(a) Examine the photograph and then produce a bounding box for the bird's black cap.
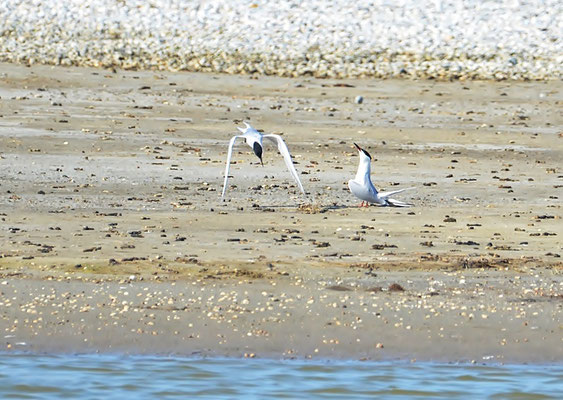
[354,143,371,160]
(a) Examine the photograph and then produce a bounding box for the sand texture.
[0,64,561,362]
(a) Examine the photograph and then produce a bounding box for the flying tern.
[221,122,306,199]
[348,143,413,207]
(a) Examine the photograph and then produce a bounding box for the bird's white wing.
[378,187,415,199]
[221,135,244,200]
[263,134,306,196]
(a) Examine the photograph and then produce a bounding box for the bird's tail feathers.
[387,198,413,207]
[379,186,415,198]
[237,121,253,134]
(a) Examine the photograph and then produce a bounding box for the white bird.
[348,143,413,207]
[221,122,306,200]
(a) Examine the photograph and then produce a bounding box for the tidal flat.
[0,63,561,362]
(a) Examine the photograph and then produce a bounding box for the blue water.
[0,354,561,399]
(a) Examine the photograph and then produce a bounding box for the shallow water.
[0,354,561,399]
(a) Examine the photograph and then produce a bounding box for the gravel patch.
[0,0,561,79]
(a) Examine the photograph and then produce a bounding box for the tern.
[221,122,306,199]
[348,143,413,207]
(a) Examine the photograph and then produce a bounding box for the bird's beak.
[353,143,362,152]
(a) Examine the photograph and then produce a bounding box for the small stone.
[388,283,405,292]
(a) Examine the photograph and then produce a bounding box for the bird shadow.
[252,203,355,212]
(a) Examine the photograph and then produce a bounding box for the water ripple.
[0,354,561,399]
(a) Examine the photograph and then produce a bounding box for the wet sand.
[0,63,561,362]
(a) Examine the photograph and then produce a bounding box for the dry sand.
[0,63,561,362]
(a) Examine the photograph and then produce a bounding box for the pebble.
[0,0,561,80]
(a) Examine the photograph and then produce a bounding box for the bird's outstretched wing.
[378,187,415,199]
[221,135,244,200]
[263,134,306,196]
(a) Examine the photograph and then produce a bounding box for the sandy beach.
[0,63,561,362]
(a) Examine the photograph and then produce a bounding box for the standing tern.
[221,122,306,200]
[348,143,413,207]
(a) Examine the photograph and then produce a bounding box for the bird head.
[354,143,372,160]
[253,142,263,166]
